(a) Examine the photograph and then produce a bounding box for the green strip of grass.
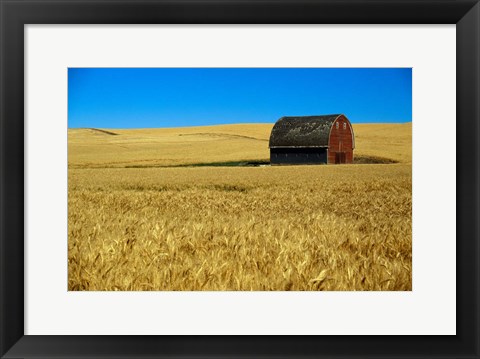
[125,160,271,168]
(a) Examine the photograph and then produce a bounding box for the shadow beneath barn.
[177,156,398,166]
[123,160,270,168]
[180,160,270,167]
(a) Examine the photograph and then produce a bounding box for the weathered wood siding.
[327,115,354,164]
[270,148,327,165]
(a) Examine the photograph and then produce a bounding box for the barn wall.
[270,148,327,165]
[327,115,354,164]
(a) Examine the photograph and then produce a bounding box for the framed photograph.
[1,0,478,358]
[66,67,412,293]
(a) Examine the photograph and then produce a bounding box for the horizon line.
[68,121,412,130]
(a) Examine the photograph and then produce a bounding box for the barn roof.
[269,114,342,148]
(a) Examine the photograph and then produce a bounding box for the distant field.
[68,123,412,291]
[68,123,412,167]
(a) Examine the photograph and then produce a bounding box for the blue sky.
[68,68,411,128]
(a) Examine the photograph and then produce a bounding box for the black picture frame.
[1,0,479,358]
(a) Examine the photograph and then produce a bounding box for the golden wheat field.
[68,122,412,291]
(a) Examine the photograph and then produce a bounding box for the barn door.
[335,152,346,164]
[336,141,345,164]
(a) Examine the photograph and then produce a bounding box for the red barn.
[269,114,355,165]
